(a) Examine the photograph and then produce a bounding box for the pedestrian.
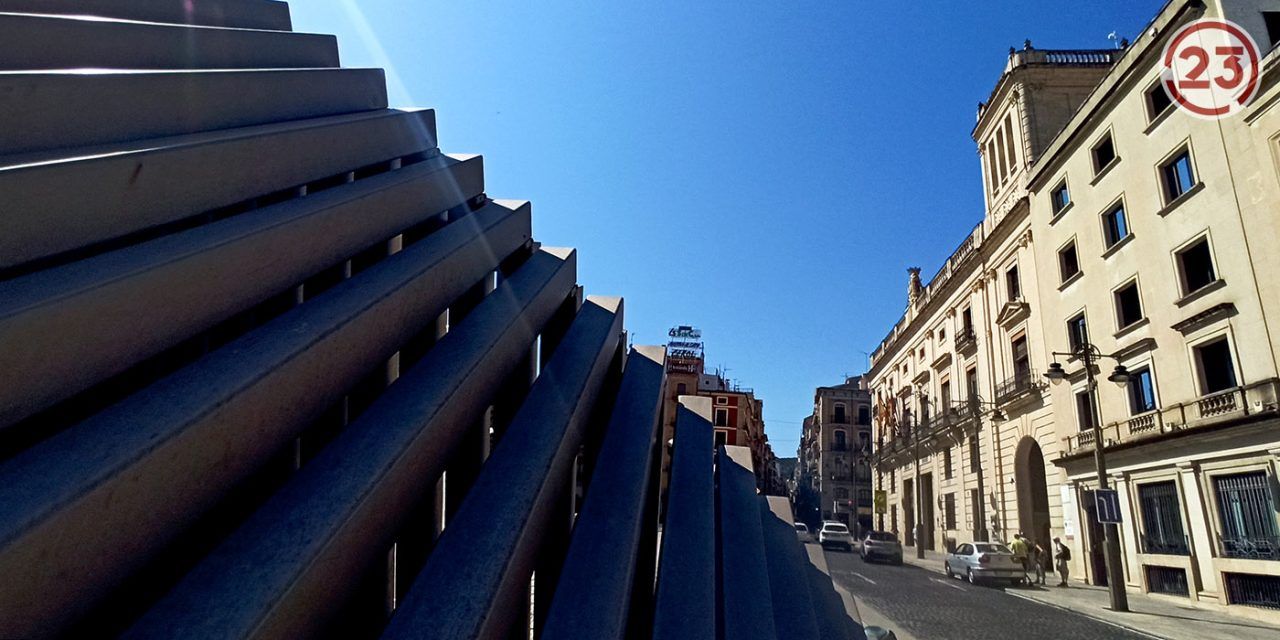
[1009,533,1029,578]
[1053,537,1071,587]
[1031,541,1047,585]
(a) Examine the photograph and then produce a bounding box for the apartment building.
[869,43,1112,558]
[1026,0,1280,619]
[798,378,874,533]
[872,0,1280,619]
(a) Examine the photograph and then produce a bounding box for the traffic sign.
[874,490,887,515]
[1094,489,1123,524]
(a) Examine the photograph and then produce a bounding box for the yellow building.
[872,0,1280,620]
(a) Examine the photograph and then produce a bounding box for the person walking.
[1053,537,1071,587]
[1031,541,1047,585]
[1009,533,1029,580]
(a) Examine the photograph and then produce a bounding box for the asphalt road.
[823,547,1152,640]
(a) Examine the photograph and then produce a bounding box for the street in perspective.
[4,0,1280,639]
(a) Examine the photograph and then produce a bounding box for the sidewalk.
[898,545,1280,640]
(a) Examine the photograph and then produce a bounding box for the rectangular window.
[1177,237,1217,295]
[1115,281,1143,328]
[944,493,957,530]
[1138,481,1189,555]
[858,405,870,425]
[1146,83,1173,121]
[714,408,728,427]
[996,127,1008,183]
[1265,12,1280,48]
[1092,134,1117,174]
[1214,471,1280,559]
[890,468,896,492]
[1161,150,1196,203]
[1051,181,1071,214]
[834,403,847,423]
[943,447,953,480]
[961,308,974,336]
[1011,335,1030,379]
[965,367,978,397]
[1195,337,1238,394]
[1059,242,1080,282]
[986,142,999,191]
[940,381,952,410]
[968,434,980,472]
[1003,114,1018,172]
[1128,367,1157,414]
[1006,264,1021,300]
[714,430,728,448]
[1103,203,1130,248]
[1075,388,1098,431]
[1067,313,1088,350]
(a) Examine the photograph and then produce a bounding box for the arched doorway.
[1015,437,1052,556]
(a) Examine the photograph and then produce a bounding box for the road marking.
[852,572,876,585]
[930,577,966,591]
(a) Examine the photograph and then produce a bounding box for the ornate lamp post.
[1044,343,1131,613]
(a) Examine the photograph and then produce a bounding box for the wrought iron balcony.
[829,442,849,452]
[955,329,977,353]
[1218,534,1280,561]
[994,368,1040,405]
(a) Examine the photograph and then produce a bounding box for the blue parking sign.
[1095,489,1122,524]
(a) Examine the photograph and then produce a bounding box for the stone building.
[872,0,1280,620]
[869,43,1113,557]
[798,377,874,534]
[1027,0,1280,620]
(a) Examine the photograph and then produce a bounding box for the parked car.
[794,522,814,543]
[818,521,853,551]
[944,542,1025,585]
[860,531,903,564]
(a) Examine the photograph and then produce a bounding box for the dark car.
[861,531,903,564]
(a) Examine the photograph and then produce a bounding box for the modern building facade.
[797,377,874,534]
[871,0,1280,620]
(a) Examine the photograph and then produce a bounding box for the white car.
[818,521,854,552]
[794,522,814,543]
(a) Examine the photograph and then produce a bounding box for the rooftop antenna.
[1107,31,1126,49]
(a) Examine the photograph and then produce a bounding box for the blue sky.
[291,1,1160,457]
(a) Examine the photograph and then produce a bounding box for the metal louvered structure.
[0,2,863,638]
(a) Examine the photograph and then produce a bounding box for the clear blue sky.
[291,1,1160,457]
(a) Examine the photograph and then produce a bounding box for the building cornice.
[1027,0,1202,190]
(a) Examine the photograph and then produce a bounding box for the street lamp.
[1044,342,1130,613]
[960,392,1002,543]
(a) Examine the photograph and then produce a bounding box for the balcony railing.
[1064,378,1280,455]
[1218,534,1280,561]
[829,442,849,452]
[955,329,977,353]
[994,368,1040,405]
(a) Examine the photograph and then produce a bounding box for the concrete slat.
[382,295,625,640]
[0,108,441,270]
[0,202,531,638]
[541,345,667,640]
[718,445,778,640]
[0,154,484,430]
[759,496,822,640]
[0,0,292,30]
[0,13,337,71]
[0,67,387,158]
[125,247,579,640]
[652,396,716,640]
